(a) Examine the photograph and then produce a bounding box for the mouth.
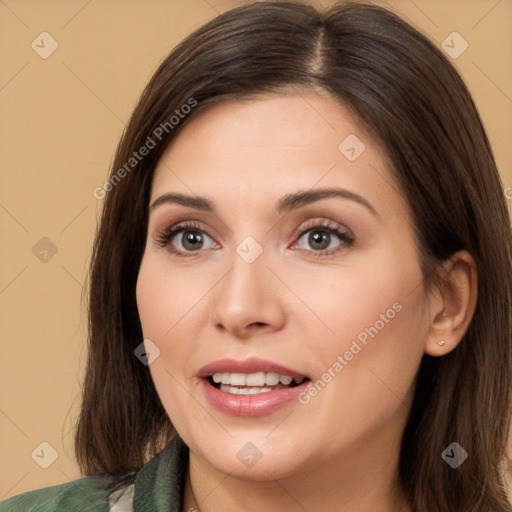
[207,372,308,395]
[197,358,311,416]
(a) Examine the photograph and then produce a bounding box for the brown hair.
[75,2,512,510]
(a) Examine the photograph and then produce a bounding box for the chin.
[186,431,310,481]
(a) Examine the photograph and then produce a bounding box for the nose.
[209,249,286,339]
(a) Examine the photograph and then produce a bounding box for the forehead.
[150,92,405,218]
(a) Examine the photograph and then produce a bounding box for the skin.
[136,91,477,512]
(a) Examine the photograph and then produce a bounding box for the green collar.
[132,436,189,511]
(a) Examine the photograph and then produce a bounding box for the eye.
[154,221,218,256]
[293,220,355,255]
[154,219,354,257]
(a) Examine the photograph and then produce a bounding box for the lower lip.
[199,378,310,417]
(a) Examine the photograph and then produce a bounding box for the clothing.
[0,436,189,512]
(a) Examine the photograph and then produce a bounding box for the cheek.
[291,251,428,414]
[286,267,427,450]
[136,255,210,342]
[288,253,426,354]
[135,256,207,426]
[135,253,224,419]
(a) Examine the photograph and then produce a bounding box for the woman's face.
[136,92,430,481]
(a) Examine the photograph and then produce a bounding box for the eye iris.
[308,230,330,250]
[182,230,203,250]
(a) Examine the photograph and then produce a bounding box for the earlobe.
[424,250,478,357]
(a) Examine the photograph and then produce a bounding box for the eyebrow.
[150,187,378,217]
[277,188,378,217]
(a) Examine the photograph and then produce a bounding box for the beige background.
[1,0,511,500]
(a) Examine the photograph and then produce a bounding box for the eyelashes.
[153,219,355,258]
[154,221,217,255]
[293,220,355,254]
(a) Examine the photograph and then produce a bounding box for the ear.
[424,250,478,357]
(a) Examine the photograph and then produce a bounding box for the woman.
[2,1,511,511]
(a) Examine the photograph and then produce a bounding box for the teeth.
[219,384,274,395]
[265,372,280,386]
[230,373,246,386]
[246,372,265,386]
[212,373,231,384]
[212,371,302,387]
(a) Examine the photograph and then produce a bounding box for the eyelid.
[293,218,351,239]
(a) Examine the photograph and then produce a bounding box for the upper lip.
[197,357,309,379]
